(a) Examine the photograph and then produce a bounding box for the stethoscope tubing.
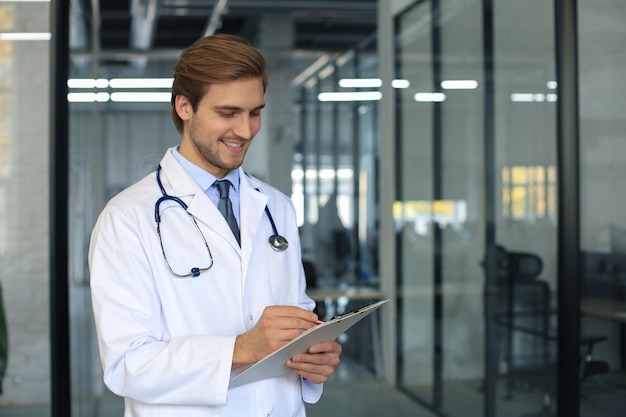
[155,165,288,252]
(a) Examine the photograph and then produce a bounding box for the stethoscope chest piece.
[268,234,288,252]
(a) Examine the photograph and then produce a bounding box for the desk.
[581,297,626,324]
[306,286,385,378]
[307,286,385,303]
[581,297,626,369]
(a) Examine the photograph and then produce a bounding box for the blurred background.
[1,0,626,416]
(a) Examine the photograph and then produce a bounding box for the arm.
[89,204,234,406]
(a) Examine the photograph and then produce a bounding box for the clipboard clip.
[331,306,365,321]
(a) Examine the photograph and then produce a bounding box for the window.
[503,165,556,221]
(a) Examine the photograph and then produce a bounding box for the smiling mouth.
[222,140,244,150]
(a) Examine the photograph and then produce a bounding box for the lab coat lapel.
[239,172,268,282]
[158,151,240,251]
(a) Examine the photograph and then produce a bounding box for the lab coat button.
[249,315,253,321]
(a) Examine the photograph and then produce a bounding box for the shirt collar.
[170,146,240,195]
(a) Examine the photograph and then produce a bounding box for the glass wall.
[394,1,436,407]
[293,42,382,371]
[0,1,51,415]
[393,0,559,416]
[492,2,558,416]
[68,78,178,416]
[295,45,380,290]
[389,0,626,416]
[578,0,626,415]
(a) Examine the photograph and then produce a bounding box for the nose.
[232,114,255,140]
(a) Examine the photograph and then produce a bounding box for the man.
[89,34,342,417]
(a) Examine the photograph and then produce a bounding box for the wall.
[0,1,51,407]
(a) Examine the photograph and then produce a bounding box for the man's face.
[177,77,265,178]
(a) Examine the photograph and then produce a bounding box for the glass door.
[394,0,559,416]
[492,1,558,416]
[394,0,436,407]
[579,0,626,415]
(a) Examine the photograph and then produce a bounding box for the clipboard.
[229,298,389,388]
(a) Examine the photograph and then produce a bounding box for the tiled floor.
[305,356,433,417]
[0,355,430,417]
[3,360,624,416]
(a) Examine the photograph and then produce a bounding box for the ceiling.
[70,0,378,81]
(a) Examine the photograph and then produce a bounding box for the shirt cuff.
[301,377,323,403]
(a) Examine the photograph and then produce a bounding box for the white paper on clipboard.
[229,298,389,388]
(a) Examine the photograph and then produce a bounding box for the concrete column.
[379,0,400,385]
[244,12,295,196]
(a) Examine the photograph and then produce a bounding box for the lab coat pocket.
[263,242,302,306]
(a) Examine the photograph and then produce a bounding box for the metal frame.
[50,0,71,416]
[555,0,581,416]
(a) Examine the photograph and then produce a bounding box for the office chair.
[484,246,551,397]
[485,246,608,417]
[485,247,555,417]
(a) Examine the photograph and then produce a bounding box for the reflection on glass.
[502,165,556,221]
[579,1,626,415]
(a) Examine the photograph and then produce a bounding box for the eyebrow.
[213,104,266,112]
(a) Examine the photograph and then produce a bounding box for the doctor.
[89,34,342,417]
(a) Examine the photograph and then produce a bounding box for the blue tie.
[215,180,240,245]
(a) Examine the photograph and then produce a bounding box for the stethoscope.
[154,165,288,278]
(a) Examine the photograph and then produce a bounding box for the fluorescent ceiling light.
[441,80,478,89]
[314,168,354,180]
[0,32,51,41]
[110,92,171,103]
[337,169,353,179]
[318,65,336,80]
[547,81,557,89]
[339,78,382,88]
[304,78,318,89]
[67,92,110,103]
[292,54,330,86]
[68,78,174,89]
[391,79,410,89]
[109,78,173,88]
[510,93,558,103]
[414,92,446,102]
[511,93,534,102]
[68,78,109,89]
[291,169,304,181]
[317,91,382,102]
[339,78,410,89]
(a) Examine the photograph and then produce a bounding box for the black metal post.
[50,0,71,416]
[555,0,581,416]
[482,0,498,415]
[431,0,444,410]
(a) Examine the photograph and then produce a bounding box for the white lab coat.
[89,149,322,417]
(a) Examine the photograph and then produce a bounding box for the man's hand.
[233,306,320,370]
[286,340,342,384]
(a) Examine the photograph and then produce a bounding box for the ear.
[175,95,192,122]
